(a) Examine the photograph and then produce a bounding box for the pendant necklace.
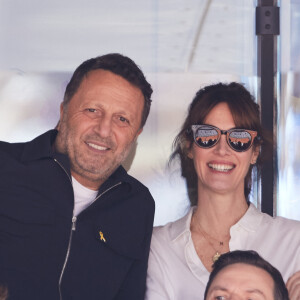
[194,218,226,263]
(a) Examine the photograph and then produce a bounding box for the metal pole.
[256,0,280,216]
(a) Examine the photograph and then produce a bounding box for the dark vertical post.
[256,1,280,216]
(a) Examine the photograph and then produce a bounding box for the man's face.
[206,263,274,300]
[55,69,144,190]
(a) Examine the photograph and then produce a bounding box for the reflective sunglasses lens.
[194,126,219,148]
[228,130,252,151]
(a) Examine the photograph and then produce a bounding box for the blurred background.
[0,0,299,225]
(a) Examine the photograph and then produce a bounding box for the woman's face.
[188,102,259,197]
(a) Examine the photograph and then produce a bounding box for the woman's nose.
[213,134,231,155]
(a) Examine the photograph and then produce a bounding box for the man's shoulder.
[112,167,152,196]
[106,167,155,214]
[124,172,155,211]
[125,171,151,192]
[0,139,27,159]
[0,130,56,161]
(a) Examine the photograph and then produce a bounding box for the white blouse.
[146,204,300,300]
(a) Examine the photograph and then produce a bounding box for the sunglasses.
[190,124,258,152]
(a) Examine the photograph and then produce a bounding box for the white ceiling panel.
[0,0,256,75]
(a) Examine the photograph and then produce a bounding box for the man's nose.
[94,115,112,137]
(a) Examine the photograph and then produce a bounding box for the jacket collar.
[97,165,130,195]
[20,129,131,191]
[21,129,58,162]
[170,207,195,241]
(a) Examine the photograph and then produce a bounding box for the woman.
[146,83,300,300]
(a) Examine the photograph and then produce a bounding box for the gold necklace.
[193,217,226,263]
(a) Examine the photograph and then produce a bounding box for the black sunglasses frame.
[190,124,258,152]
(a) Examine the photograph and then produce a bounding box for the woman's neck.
[192,190,249,236]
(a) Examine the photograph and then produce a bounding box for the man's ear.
[137,128,143,136]
[56,103,64,130]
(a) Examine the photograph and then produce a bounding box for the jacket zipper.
[54,158,122,300]
[69,181,122,231]
[54,158,74,300]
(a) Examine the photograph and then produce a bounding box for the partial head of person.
[55,53,153,190]
[0,285,8,300]
[171,82,270,205]
[204,250,289,300]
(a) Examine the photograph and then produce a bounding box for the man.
[204,250,289,300]
[0,53,155,299]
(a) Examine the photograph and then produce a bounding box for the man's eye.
[119,116,129,123]
[86,108,97,113]
[215,296,226,300]
[83,108,99,119]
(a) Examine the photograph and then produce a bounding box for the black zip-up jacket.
[0,130,155,300]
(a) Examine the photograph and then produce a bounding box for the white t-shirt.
[72,176,98,216]
[146,204,300,300]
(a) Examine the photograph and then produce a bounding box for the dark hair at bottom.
[204,250,289,300]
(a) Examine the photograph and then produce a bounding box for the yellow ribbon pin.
[99,231,106,243]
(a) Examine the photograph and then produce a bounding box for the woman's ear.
[251,145,260,164]
[186,141,194,159]
[187,150,193,159]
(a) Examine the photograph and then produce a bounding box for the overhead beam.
[186,0,212,71]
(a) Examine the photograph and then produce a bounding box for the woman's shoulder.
[268,214,300,230]
[251,204,300,233]
[151,207,193,245]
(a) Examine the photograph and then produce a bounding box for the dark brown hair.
[170,82,271,206]
[63,53,153,128]
[204,250,289,300]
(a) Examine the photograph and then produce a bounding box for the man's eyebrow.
[246,289,266,298]
[209,286,228,292]
[209,287,266,299]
